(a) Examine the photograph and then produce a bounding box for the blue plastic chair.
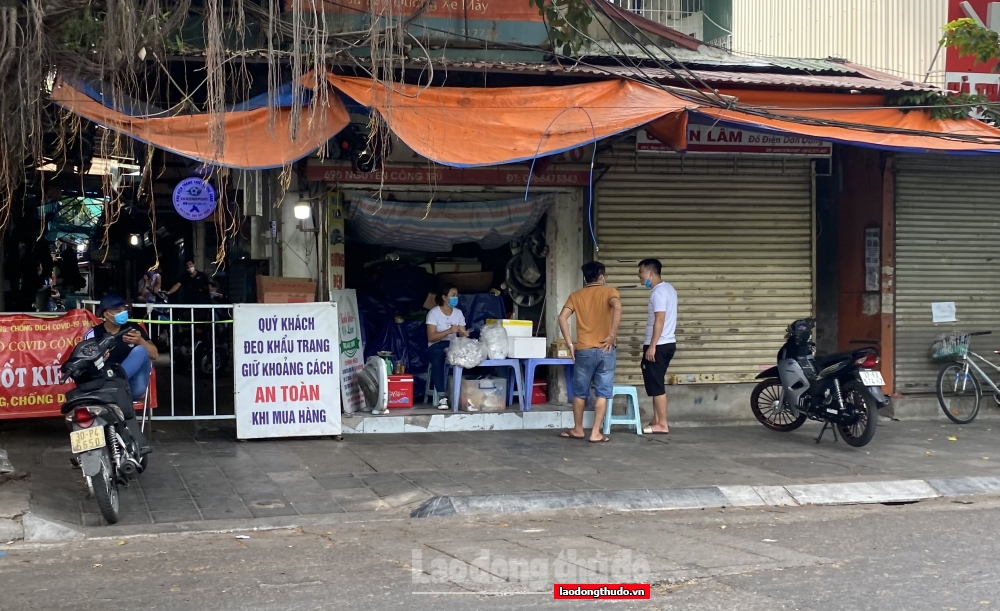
[423,365,450,406]
[602,386,643,435]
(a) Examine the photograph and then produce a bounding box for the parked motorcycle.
[146,290,172,351]
[171,310,231,378]
[750,318,886,447]
[60,331,150,524]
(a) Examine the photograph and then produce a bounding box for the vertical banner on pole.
[329,193,346,291]
[329,289,365,414]
[234,302,341,439]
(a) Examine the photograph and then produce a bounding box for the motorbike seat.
[61,389,124,414]
[62,377,135,419]
[813,351,855,368]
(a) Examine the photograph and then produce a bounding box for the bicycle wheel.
[937,363,982,424]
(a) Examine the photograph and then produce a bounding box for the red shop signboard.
[946,0,1000,102]
[0,310,100,419]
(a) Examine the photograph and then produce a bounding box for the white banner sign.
[234,303,341,439]
[330,289,365,414]
[637,118,832,156]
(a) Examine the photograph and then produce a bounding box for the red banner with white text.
[0,310,100,419]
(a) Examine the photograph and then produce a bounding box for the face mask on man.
[448,296,459,308]
[112,311,129,326]
[642,275,653,289]
[187,266,196,275]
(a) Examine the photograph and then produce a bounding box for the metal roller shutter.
[596,139,814,385]
[894,155,1000,393]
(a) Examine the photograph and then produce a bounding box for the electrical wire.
[588,0,731,107]
[582,4,1000,144]
[148,3,1000,149]
[523,105,600,251]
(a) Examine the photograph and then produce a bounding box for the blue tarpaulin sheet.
[358,293,505,398]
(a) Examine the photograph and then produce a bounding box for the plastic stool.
[602,386,643,435]
[423,365,450,406]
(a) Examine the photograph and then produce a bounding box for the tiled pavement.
[5,415,1000,527]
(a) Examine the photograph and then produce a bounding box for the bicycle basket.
[930,333,969,363]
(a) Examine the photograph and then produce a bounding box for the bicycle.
[935,331,997,424]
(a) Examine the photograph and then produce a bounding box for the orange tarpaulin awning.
[692,106,1000,153]
[51,79,350,169]
[325,75,695,167]
[53,72,1000,171]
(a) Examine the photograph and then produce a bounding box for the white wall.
[280,187,319,281]
[545,190,584,402]
[731,0,949,86]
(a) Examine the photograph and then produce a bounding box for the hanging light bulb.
[294,203,311,220]
[129,234,139,246]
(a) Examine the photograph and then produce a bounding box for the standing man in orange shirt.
[557,261,622,443]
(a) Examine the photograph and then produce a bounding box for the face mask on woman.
[448,296,459,308]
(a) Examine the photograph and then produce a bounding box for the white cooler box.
[486,319,533,338]
[507,337,547,359]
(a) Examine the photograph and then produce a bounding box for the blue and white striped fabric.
[347,194,555,252]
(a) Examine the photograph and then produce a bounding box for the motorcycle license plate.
[859,370,885,387]
[70,427,105,454]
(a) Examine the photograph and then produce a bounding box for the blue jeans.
[572,348,616,399]
[121,345,151,401]
[427,341,450,393]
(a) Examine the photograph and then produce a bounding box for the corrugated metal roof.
[576,41,863,74]
[757,56,860,74]
[669,69,938,92]
[413,60,941,92]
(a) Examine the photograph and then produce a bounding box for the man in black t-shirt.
[166,260,211,305]
[84,294,160,400]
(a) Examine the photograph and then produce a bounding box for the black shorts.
[640,343,676,397]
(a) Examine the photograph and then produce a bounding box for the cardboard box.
[550,343,571,358]
[460,377,507,412]
[486,319,533,338]
[438,271,493,293]
[434,261,482,274]
[507,337,547,359]
[256,276,316,303]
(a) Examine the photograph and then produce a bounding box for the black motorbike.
[146,290,172,351]
[750,318,886,447]
[61,331,150,524]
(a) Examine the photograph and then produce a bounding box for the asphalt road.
[1,496,999,610]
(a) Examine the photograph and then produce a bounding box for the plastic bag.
[447,337,487,368]
[931,333,968,362]
[480,322,509,359]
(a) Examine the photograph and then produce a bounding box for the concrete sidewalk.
[3,415,1000,536]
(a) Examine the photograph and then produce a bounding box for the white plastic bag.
[480,322,509,359]
[446,337,487,368]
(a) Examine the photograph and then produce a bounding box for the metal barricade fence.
[82,300,235,420]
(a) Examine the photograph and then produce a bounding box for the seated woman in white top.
[426,284,469,410]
